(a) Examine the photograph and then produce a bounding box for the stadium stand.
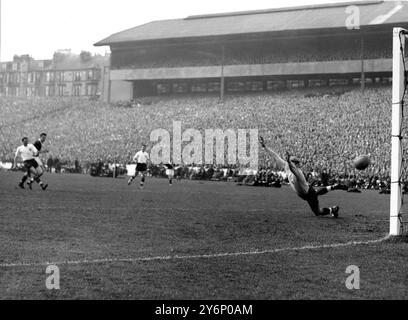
[111,37,392,69]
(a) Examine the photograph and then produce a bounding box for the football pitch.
[1,171,407,299]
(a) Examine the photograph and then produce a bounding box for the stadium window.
[207,82,220,93]
[227,81,245,92]
[381,77,392,85]
[245,81,263,92]
[266,81,285,91]
[173,83,188,94]
[287,80,305,89]
[157,83,171,95]
[309,79,328,88]
[191,83,207,93]
[329,79,349,86]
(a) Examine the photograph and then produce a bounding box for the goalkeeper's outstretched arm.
[258,136,286,169]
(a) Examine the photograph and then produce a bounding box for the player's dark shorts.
[136,163,147,172]
[298,187,320,216]
[23,159,39,170]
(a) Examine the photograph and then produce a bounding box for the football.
[353,155,371,170]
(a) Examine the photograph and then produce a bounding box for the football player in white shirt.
[128,144,150,189]
[259,136,348,218]
[13,137,48,190]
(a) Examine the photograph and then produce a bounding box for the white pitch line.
[29,206,266,213]
[0,235,391,268]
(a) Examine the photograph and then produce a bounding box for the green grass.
[0,171,407,299]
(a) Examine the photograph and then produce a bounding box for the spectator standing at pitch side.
[47,156,53,173]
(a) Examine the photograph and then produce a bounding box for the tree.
[13,54,33,62]
[53,51,67,63]
[80,51,92,63]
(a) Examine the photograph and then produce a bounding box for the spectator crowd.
[0,85,406,191]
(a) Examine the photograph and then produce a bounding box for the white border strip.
[0,235,391,268]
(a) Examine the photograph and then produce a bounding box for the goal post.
[390,27,407,236]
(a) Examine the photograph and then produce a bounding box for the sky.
[0,0,357,61]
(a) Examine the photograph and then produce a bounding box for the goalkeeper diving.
[259,136,349,218]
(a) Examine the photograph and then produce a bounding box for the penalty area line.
[0,235,391,268]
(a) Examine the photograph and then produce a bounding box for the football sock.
[34,177,43,185]
[21,175,28,183]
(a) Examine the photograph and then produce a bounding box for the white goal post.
[390,27,407,236]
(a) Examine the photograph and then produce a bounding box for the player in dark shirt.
[29,133,49,189]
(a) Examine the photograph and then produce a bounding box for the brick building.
[0,53,109,98]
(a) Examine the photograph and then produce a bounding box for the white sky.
[0,0,356,61]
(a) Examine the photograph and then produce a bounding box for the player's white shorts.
[34,157,43,167]
[166,169,174,176]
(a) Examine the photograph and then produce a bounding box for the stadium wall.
[110,80,133,101]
